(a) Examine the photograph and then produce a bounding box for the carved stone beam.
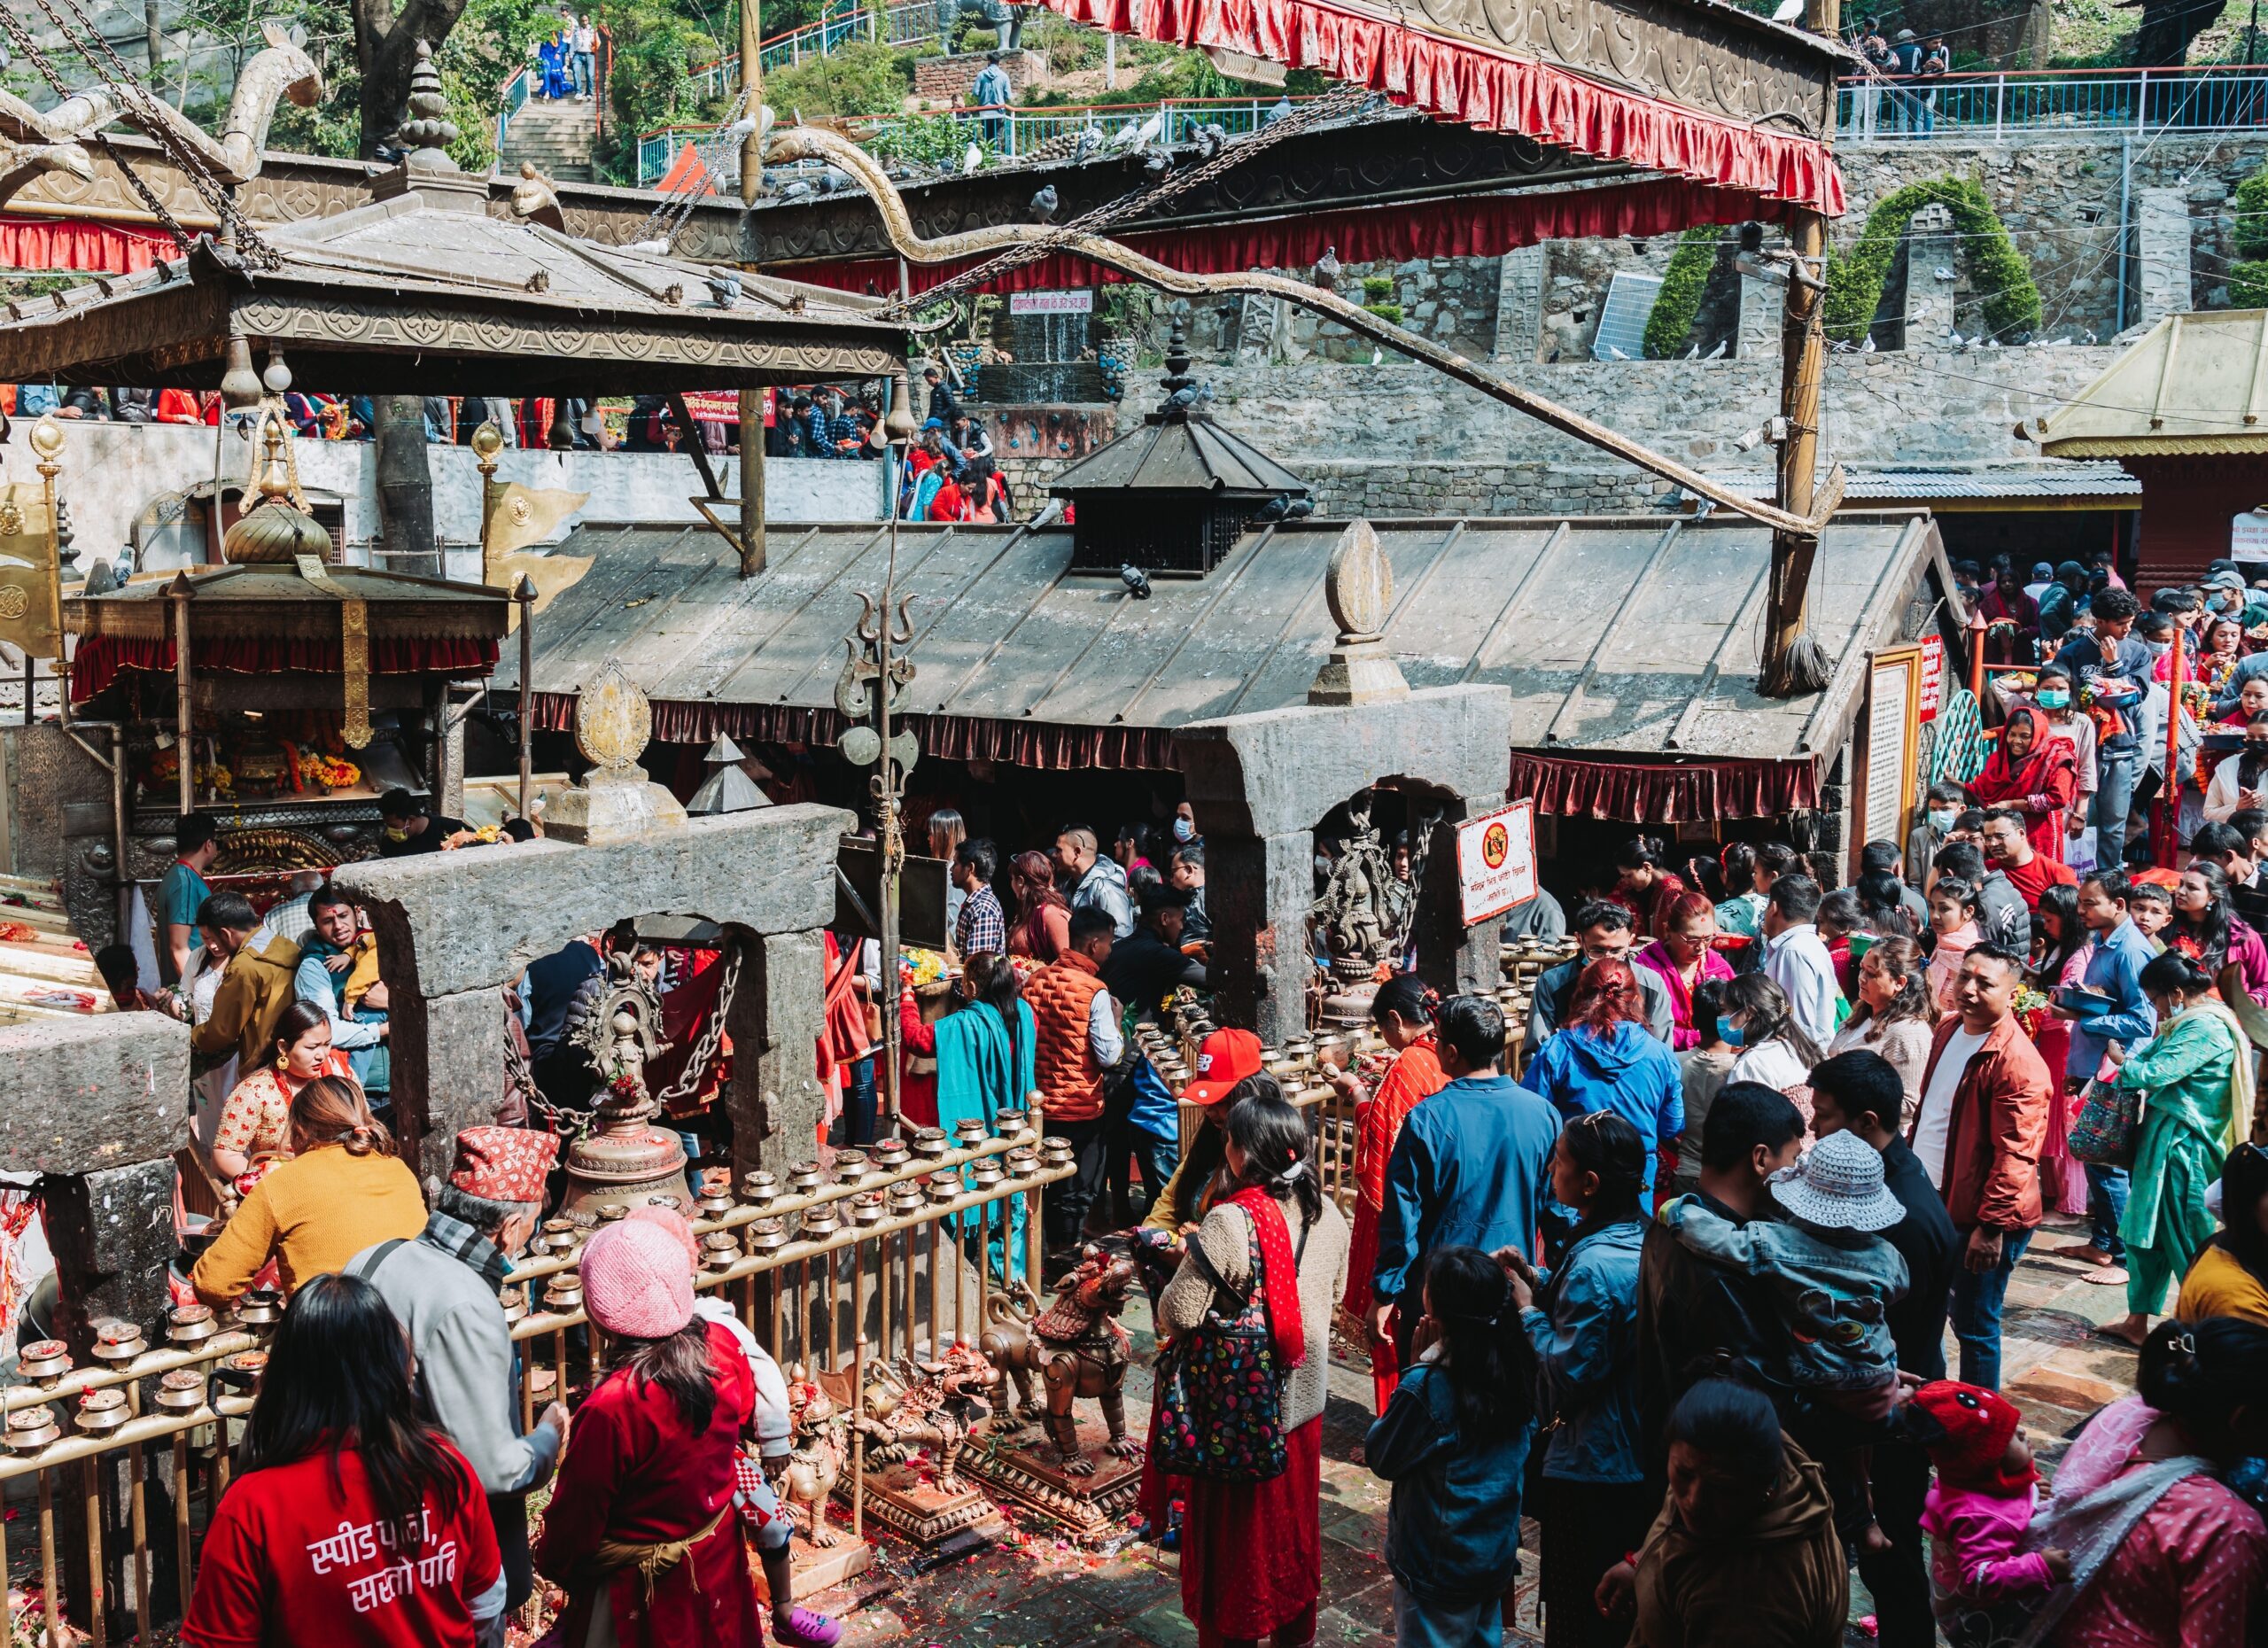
[765,124,1843,538]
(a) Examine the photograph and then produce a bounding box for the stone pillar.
[1207,830,1315,1046]
[1903,203,1960,348]
[41,1159,177,1349]
[389,984,509,1185]
[1415,800,1508,1004]
[1736,271,1780,360]
[730,926,828,1179]
[2135,188,2193,330]
[1491,245,1545,364]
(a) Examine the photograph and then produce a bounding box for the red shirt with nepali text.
[181,1439,499,1648]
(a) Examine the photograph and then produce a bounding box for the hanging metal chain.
[654,942,744,1108]
[13,0,281,267]
[0,4,185,258]
[884,84,1368,320]
[636,84,752,252]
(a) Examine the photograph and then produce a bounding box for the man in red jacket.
[1909,942,2051,1389]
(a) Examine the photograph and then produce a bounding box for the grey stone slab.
[1207,830,1314,1046]
[730,928,828,1180]
[1174,686,1514,841]
[390,984,512,1185]
[334,801,851,999]
[43,1157,179,1347]
[0,1011,190,1176]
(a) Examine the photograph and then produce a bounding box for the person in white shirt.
[570,15,597,98]
[1761,872,1841,1045]
[1721,971,1827,1108]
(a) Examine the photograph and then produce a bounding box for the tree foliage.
[763,39,915,118]
[1643,226,1720,359]
[2229,159,2268,305]
[1821,175,2041,344]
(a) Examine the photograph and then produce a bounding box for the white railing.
[1838,65,2268,143]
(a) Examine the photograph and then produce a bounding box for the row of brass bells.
[15,1339,69,1385]
[911,1129,949,1160]
[76,1388,128,1434]
[156,1370,207,1412]
[997,1108,1031,1141]
[873,1138,912,1170]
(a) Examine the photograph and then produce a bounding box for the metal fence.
[1838,65,2268,143]
[638,94,1311,186]
[0,1119,1063,1644]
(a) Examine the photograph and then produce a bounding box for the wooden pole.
[168,573,193,814]
[736,0,766,578]
[516,576,537,823]
[1761,0,1840,699]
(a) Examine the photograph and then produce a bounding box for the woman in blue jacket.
[1367,1244,1537,1648]
[1518,958,1683,1206]
[1515,1110,1651,1648]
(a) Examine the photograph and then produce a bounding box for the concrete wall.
[12,424,884,583]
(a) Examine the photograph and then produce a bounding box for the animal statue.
[851,1341,1002,1493]
[771,1366,849,1547]
[0,20,316,212]
[509,160,564,229]
[933,0,1027,50]
[977,1248,1141,1476]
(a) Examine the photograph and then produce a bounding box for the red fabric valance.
[1510,751,1818,822]
[72,634,501,703]
[1029,0,1843,214]
[787,176,1794,298]
[0,214,176,275]
[529,691,1182,770]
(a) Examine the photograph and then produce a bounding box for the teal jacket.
[936,999,1037,1284]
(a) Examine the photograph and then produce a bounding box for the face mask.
[2035,688,2070,710]
[1928,808,1958,832]
[2148,640,2172,658]
[1718,1015,1745,1048]
[1173,816,1196,843]
[383,826,410,843]
[2249,743,2268,758]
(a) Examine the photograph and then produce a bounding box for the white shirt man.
[1761,874,1840,1044]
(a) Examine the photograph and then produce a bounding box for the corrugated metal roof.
[1700,464,2140,502]
[501,512,1946,764]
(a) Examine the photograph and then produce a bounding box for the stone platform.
[959,1413,1145,1544]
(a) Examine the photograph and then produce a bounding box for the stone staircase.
[499,95,595,183]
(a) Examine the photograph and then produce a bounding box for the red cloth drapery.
[1031,0,1843,213]
[71,634,500,702]
[787,175,1797,298]
[0,214,177,275]
[1508,750,1817,822]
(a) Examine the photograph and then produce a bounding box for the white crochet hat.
[1769,1129,1905,1232]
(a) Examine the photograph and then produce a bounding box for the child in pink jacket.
[1909,1380,2071,1648]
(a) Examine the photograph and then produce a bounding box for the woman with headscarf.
[1969,705,2080,863]
[933,952,1035,1284]
[1321,973,1445,1412]
[2100,952,2252,1349]
[1978,564,2041,667]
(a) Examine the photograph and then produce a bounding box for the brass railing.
[0,1118,1068,1645]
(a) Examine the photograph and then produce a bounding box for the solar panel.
[1591,271,1664,362]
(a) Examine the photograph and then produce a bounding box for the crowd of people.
[111,648,2268,1648]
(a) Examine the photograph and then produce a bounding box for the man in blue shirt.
[1372,994,1560,1359]
[159,811,220,986]
[970,52,1014,149]
[2051,869,2159,1276]
[2052,587,2150,867]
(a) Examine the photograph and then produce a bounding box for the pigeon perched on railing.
[963,141,983,175]
[1142,151,1172,177]
[1313,244,1340,291]
[1030,183,1058,222]
[1193,122,1226,158]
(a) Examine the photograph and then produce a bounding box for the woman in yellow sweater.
[2177,1142,2268,1326]
[191,1075,424,1305]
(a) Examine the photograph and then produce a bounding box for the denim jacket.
[1523,1218,1646,1484]
[1368,1361,1531,1607]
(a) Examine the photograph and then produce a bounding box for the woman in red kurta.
[1613,837,1690,939]
[536,1217,764,1648]
[1323,973,1444,1412]
[1969,704,2079,863]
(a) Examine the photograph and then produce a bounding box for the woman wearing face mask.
[2202,713,2268,824]
[2098,952,2251,1349]
[1968,706,2079,863]
[2031,665,2098,848]
[1720,973,1824,1122]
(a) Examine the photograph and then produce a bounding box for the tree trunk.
[2136,0,2222,65]
[375,396,437,571]
[145,0,162,76]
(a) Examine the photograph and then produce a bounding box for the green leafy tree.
[1643,226,1720,358]
[762,37,913,117]
[1821,175,2040,344]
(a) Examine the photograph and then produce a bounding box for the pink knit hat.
[625,1204,699,1267]
[579,1217,694,1340]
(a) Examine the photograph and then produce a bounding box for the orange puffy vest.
[1025,952,1108,1123]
